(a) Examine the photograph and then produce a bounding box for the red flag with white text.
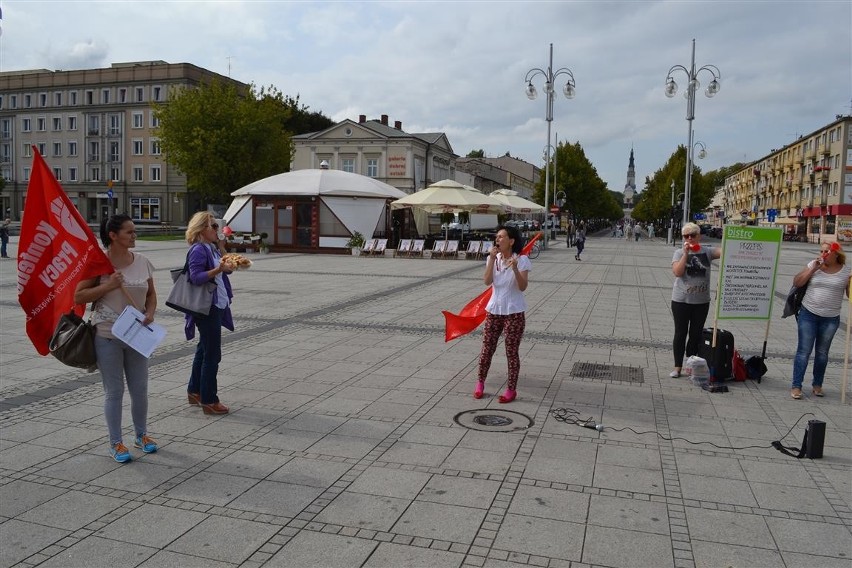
[442,232,541,342]
[17,148,114,355]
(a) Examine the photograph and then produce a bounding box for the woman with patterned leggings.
[475,225,531,403]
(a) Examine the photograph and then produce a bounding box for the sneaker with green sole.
[134,434,158,453]
[110,442,132,463]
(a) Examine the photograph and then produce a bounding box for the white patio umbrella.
[488,189,546,214]
[390,179,509,215]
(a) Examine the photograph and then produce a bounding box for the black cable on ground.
[549,407,816,451]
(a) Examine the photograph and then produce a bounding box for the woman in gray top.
[669,222,721,378]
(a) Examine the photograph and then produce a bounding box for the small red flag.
[442,232,540,342]
[17,148,114,355]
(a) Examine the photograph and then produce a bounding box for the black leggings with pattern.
[478,312,526,390]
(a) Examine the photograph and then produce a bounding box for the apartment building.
[291,114,457,194]
[455,154,539,200]
[0,61,245,225]
[723,115,852,241]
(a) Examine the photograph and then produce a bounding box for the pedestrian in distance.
[0,218,10,258]
[475,225,531,404]
[669,222,721,378]
[73,214,158,463]
[184,212,236,415]
[575,222,586,261]
[789,242,851,399]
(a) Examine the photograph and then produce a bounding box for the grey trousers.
[95,335,149,445]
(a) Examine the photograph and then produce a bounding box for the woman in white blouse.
[790,242,851,399]
[474,225,531,403]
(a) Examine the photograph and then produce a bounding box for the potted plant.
[258,232,269,254]
[346,231,366,256]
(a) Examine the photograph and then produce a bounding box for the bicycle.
[527,241,541,259]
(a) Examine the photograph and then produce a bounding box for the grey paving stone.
[307,433,380,459]
[166,515,278,564]
[0,480,67,518]
[38,452,125,484]
[593,463,665,495]
[494,513,584,561]
[0,420,64,443]
[673,453,745,480]
[417,474,502,509]
[362,541,466,567]
[0,441,66,471]
[750,482,836,516]
[765,516,852,558]
[314,492,409,532]
[94,503,207,547]
[596,444,662,471]
[678,473,758,507]
[780,550,852,568]
[441,447,515,476]
[91,460,184,493]
[380,441,454,467]
[205,449,292,479]
[264,530,378,567]
[392,500,486,544]
[399,424,466,447]
[253,427,327,452]
[18,490,125,531]
[267,456,352,487]
[332,418,401,440]
[684,508,774,548]
[162,471,259,507]
[582,524,674,567]
[348,465,432,499]
[507,485,590,523]
[35,535,156,568]
[136,549,234,568]
[227,480,323,517]
[588,494,670,535]
[0,518,69,567]
[691,540,784,568]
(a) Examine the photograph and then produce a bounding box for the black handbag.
[49,310,97,371]
[165,250,215,317]
[781,282,808,319]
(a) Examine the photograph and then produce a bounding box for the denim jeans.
[188,306,223,404]
[792,306,840,389]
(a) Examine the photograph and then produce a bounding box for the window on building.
[111,167,121,182]
[22,144,32,158]
[69,167,78,182]
[24,94,32,108]
[53,167,62,181]
[153,86,162,101]
[1,168,9,182]
[37,143,46,156]
[342,158,355,173]
[366,158,378,178]
[85,90,93,105]
[109,141,120,162]
[90,167,101,182]
[132,112,143,129]
[0,95,4,109]
[52,117,62,131]
[109,114,121,135]
[54,92,62,106]
[150,139,161,155]
[119,88,127,103]
[1,119,10,138]
[70,91,77,106]
[0,144,9,163]
[68,116,77,131]
[150,165,161,182]
[150,113,160,128]
[130,197,160,221]
[68,141,77,157]
[88,115,100,135]
[53,142,62,157]
[132,139,143,155]
[135,87,144,103]
[89,141,100,162]
[132,166,143,182]
[10,95,17,109]
[102,89,110,104]
[40,93,47,107]
[37,118,46,131]
[24,167,31,181]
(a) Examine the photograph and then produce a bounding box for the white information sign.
[717,226,783,320]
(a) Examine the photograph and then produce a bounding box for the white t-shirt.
[91,252,155,338]
[485,253,531,315]
[801,260,851,317]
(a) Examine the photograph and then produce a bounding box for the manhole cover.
[454,409,534,432]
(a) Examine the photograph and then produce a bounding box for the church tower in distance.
[623,148,636,208]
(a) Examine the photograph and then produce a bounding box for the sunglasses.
[210,223,219,229]
[682,233,698,239]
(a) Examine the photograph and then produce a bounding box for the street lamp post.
[668,180,675,246]
[665,39,720,227]
[526,43,575,250]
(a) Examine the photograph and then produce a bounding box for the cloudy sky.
[2,1,850,195]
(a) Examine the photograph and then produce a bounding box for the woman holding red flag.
[475,225,531,403]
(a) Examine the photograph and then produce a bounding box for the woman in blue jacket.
[184,211,234,414]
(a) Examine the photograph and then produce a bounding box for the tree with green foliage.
[466,149,485,158]
[544,141,623,221]
[154,81,332,204]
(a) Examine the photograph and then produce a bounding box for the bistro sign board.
[716,226,783,320]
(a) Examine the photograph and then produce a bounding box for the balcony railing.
[88,128,100,136]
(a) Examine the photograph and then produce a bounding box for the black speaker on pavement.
[805,420,826,459]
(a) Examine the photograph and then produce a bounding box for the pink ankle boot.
[498,389,516,403]
[474,381,485,399]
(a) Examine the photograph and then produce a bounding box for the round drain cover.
[454,409,534,432]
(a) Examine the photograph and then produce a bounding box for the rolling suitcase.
[699,327,734,382]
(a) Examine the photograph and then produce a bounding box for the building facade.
[723,115,852,241]
[291,114,457,195]
[0,61,244,225]
[455,154,538,200]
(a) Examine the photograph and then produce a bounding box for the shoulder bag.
[781,281,808,319]
[165,246,215,317]
[49,310,97,371]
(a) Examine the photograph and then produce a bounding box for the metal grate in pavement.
[570,362,644,383]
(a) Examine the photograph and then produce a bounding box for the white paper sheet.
[111,306,167,358]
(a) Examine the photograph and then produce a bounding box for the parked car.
[440,222,470,232]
